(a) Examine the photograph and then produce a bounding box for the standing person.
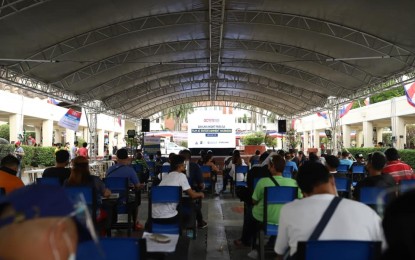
[28,135,36,146]
[42,150,71,185]
[274,162,385,258]
[0,155,24,194]
[13,141,24,178]
[70,141,78,161]
[220,150,236,193]
[78,142,89,159]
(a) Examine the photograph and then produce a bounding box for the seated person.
[151,155,204,227]
[235,155,302,252]
[354,152,395,201]
[382,189,415,260]
[65,156,111,231]
[0,185,92,259]
[42,149,71,185]
[134,152,149,183]
[383,147,414,184]
[106,148,142,229]
[339,151,353,170]
[274,162,385,259]
[0,155,24,194]
[106,148,142,189]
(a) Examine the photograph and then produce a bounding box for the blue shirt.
[285,160,298,172]
[339,159,353,169]
[106,164,139,185]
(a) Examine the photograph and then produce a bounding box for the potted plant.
[242,132,267,155]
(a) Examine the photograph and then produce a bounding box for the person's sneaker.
[197,220,208,229]
[247,249,258,259]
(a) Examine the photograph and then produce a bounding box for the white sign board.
[188,111,235,148]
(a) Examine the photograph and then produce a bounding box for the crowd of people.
[0,145,415,259]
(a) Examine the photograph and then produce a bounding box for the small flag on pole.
[317,112,328,119]
[47,97,60,105]
[364,97,370,106]
[404,81,415,107]
[339,102,354,118]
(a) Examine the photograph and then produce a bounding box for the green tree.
[165,103,194,131]
[0,124,9,141]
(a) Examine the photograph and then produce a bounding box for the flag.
[364,97,370,106]
[47,97,60,105]
[339,102,354,118]
[58,109,82,131]
[404,81,415,107]
[117,115,122,127]
[317,112,328,119]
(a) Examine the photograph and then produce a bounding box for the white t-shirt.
[228,160,247,181]
[152,171,191,219]
[274,194,386,256]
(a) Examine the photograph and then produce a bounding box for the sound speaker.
[141,119,150,132]
[278,120,287,133]
[325,129,332,140]
[127,129,136,138]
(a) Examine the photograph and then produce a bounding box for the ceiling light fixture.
[326,55,391,62]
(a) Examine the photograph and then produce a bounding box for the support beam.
[42,119,53,147]
[342,124,351,148]
[209,0,225,101]
[363,121,374,148]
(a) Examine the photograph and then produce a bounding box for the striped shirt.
[383,160,414,183]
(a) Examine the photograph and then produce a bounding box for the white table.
[24,169,46,183]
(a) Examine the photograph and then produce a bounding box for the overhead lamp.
[326,55,391,62]
[0,58,58,63]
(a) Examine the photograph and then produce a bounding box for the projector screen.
[188,111,236,149]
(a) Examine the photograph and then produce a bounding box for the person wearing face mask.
[274,162,386,259]
[0,185,93,260]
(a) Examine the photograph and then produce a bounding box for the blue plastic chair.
[359,187,386,206]
[296,240,381,260]
[283,165,294,178]
[64,186,97,225]
[334,177,351,198]
[161,165,171,173]
[351,165,366,186]
[36,177,61,186]
[77,238,146,260]
[336,164,349,174]
[232,165,249,197]
[146,161,156,178]
[259,186,298,260]
[104,177,132,236]
[399,179,415,194]
[149,186,182,235]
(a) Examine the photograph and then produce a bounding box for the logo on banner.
[58,109,82,131]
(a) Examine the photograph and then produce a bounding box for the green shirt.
[252,176,302,224]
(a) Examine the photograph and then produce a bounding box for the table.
[24,169,46,183]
